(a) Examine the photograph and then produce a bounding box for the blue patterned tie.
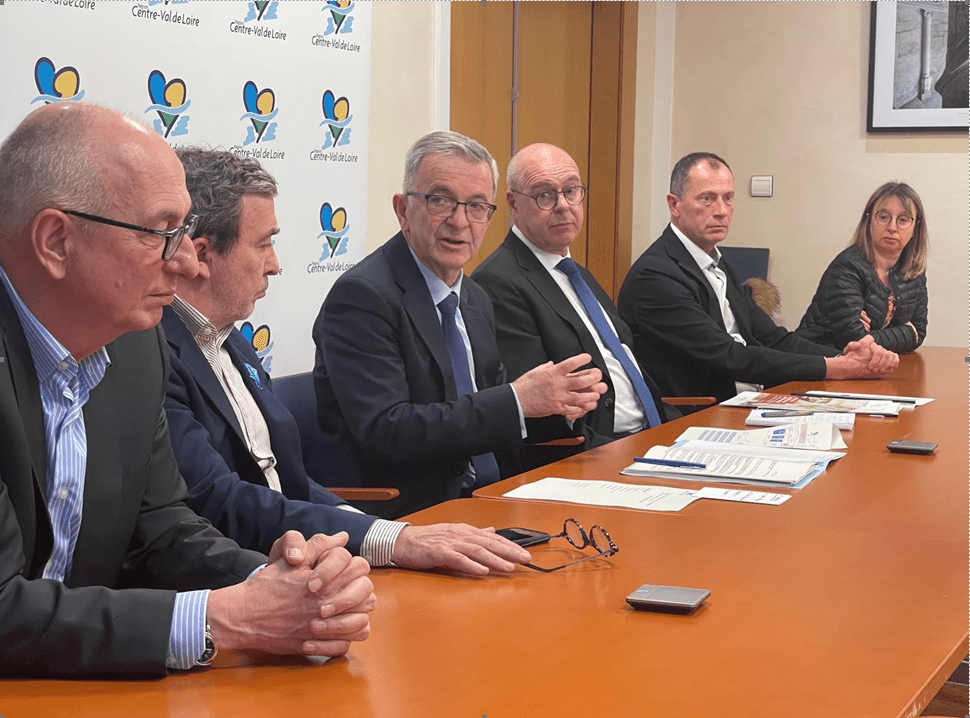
[438,292,501,486]
[556,258,662,428]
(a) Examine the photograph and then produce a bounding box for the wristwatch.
[196,624,219,666]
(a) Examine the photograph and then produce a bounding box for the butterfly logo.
[318,202,350,261]
[146,70,191,139]
[32,57,84,105]
[324,0,355,36]
[320,90,353,150]
[240,81,278,145]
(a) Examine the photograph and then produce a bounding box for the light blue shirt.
[407,249,526,436]
[0,266,206,671]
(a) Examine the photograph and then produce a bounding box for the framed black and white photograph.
[867,0,968,132]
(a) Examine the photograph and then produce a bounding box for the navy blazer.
[161,307,377,555]
[617,225,838,402]
[0,285,263,677]
[313,232,525,519]
[472,230,674,469]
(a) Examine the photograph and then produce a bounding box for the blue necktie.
[438,292,501,487]
[556,258,662,429]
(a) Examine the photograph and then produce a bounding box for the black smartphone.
[496,527,552,547]
[887,440,938,455]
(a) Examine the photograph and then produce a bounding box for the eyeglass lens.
[423,195,493,223]
[535,186,586,210]
[873,210,914,229]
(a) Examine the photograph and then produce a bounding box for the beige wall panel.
[635,1,966,347]
[366,2,438,252]
[516,1,594,263]
[451,1,515,272]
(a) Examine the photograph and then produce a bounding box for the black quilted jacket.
[796,245,927,352]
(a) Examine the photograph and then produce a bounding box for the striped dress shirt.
[0,267,207,671]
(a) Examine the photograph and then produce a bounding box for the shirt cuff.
[509,385,527,439]
[360,519,409,567]
[337,502,365,515]
[167,589,210,670]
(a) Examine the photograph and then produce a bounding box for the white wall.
[634,1,967,348]
[365,1,442,251]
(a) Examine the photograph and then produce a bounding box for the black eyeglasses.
[405,192,497,224]
[522,518,618,573]
[510,185,587,211]
[63,210,199,261]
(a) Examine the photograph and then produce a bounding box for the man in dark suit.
[617,152,899,402]
[314,131,607,518]
[165,147,530,574]
[0,103,374,677]
[473,143,673,469]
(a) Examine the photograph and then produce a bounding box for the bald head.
[506,143,585,256]
[0,103,170,241]
[0,103,196,359]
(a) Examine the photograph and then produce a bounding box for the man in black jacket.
[474,143,674,469]
[617,152,898,402]
[0,103,374,677]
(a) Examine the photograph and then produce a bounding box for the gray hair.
[669,152,731,198]
[0,105,112,236]
[402,131,499,199]
[176,146,277,255]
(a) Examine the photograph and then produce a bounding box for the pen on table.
[634,457,708,469]
[791,391,917,404]
[761,410,814,417]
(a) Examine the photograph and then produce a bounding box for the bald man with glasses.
[473,143,674,471]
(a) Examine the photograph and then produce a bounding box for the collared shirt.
[512,226,646,435]
[408,248,526,437]
[172,298,282,493]
[170,297,405,568]
[670,223,762,394]
[0,266,205,671]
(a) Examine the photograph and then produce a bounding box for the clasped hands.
[841,334,899,376]
[207,530,376,659]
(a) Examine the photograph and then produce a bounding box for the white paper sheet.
[501,477,790,512]
[677,424,847,450]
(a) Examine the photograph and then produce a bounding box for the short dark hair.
[669,152,731,198]
[175,147,277,254]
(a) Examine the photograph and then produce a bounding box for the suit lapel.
[161,308,245,440]
[662,228,726,330]
[504,232,604,359]
[720,261,754,340]
[386,234,458,399]
[0,281,50,501]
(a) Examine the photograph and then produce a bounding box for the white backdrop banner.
[0,0,372,376]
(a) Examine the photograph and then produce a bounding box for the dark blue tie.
[438,292,501,487]
[556,258,662,428]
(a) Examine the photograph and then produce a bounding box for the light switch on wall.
[750,176,773,197]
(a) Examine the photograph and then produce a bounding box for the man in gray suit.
[0,103,374,677]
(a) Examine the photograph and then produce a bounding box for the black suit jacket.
[0,282,264,677]
[472,230,671,468]
[312,232,524,518]
[617,225,838,402]
[161,307,378,556]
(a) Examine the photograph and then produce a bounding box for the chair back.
[718,246,770,282]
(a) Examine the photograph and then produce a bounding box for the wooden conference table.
[3,348,967,717]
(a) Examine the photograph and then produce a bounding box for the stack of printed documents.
[721,390,902,416]
[620,424,846,488]
[745,409,856,431]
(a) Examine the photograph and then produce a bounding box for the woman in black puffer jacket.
[796,182,928,353]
